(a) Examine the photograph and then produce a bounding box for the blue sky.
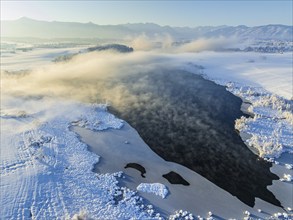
[1,1,292,27]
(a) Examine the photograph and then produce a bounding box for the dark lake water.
[105,69,280,207]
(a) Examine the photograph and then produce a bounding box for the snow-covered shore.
[1,95,289,218]
[0,47,86,71]
[73,122,288,218]
[1,48,292,219]
[189,52,292,159]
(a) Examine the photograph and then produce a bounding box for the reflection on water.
[107,69,280,207]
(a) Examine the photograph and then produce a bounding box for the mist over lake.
[106,69,281,207]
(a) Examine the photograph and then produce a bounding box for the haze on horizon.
[1,0,292,27]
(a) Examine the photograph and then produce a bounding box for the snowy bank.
[225,82,293,159]
[185,52,293,159]
[0,96,162,219]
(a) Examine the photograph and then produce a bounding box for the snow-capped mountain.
[1,17,292,41]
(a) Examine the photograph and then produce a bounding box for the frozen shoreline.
[188,52,292,159]
[1,49,292,219]
[269,152,293,212]
[73,122,287,218]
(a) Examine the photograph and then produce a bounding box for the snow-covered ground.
[180,51,292,100]
[1,48,292,219]
[187,52,293,158]
[0,47,87,71]
[72,121,289,218]
[0,96,164,219]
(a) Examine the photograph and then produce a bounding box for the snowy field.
[1,47,292,219]
[0,47,86,71]
[181,52,293,158]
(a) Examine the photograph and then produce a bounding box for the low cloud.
[1,50,187,105]
[1,44,280,207]
[1,35,239,104]
[177,36,238,53]
[126,34,238,53]
[129,34,154,51]
[128,33,174,51]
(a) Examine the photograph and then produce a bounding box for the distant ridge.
[1,17,292,40]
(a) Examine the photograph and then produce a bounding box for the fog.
[128,33,174,51]
[121,34,238,52]
[1,42,280,207]
[1,50,195,104]
[177,36,238,52]
[1,35,239,101]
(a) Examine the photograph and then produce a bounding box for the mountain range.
[1,17,292,41]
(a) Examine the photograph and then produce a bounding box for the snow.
[0,47,86,71]
[1,47,292,219]
[227,83,293,158]
[175,52,292,160]
[180,51,292,100]
[74,121,291,218]
[137,183,168,199]
[281,174,292,182]
[285,164,293,170]
[169,210,195,220]
[184,52,293,159]
[0,96,161,219]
